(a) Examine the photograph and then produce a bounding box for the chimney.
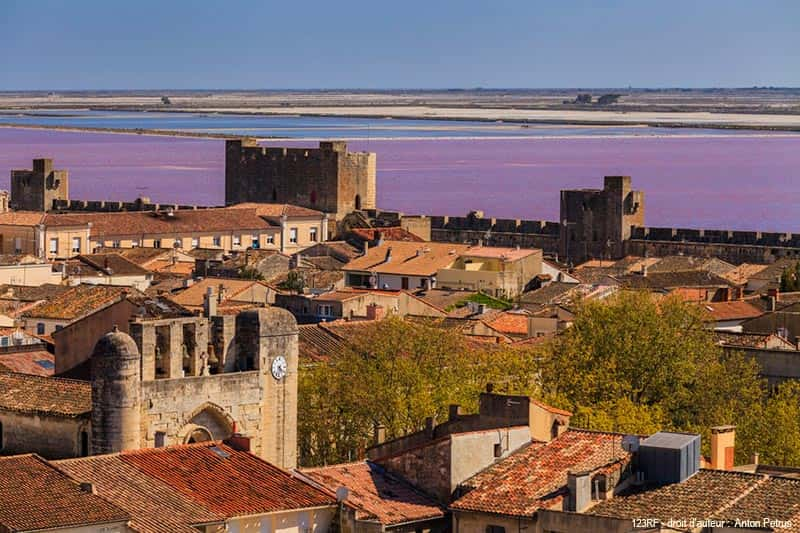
[366,303,385,321]
[217,283,227,303]
[363,241,369,255]
[373,422,386,445]
[767,288,780,302]
[751,452,759,467]
[710,425,736,470]
[383,246,393,264]
[225,434,251,452]
[424,416,435,437]
[641,263,648,277]
[767,296,777,312]
[566,471,592,512]
[204,286,217,317]
[449,404,462,422]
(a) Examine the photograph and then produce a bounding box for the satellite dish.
[335,486,349,502]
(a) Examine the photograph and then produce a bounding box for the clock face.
[271,355,287,380]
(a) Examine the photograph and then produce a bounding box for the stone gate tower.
[10,158,69,211]
[225,138,376,220]
[559,176,645,264]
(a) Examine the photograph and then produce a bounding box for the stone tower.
[10,158,69,211]
[235,307,299,469]
[90,327,142,455]
[559,176,645,264]
[225,138,376,220]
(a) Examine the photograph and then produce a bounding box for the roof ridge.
[711,472,769,518]
[0,369,91,386]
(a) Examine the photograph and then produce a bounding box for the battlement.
[631,226,800,248]
[51,197,213,213]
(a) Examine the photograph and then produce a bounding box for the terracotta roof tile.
[169,277,271,309]
[303,461,444,525]
[44,207,273,238]
[0,371,91,417]
[450,429,630,516]
[119,442,335,516]
[588,470,765,525]
[0,210,46,226]
[0,350,54,376]
[700,300,764,321]
[0,455,129,531]
[230,202,324,218]
[343,241,470,276]
[485,312,529,335]
[56,454,222,533]
[21,284,131,321]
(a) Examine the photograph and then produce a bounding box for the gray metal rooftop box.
[639,431,700,485]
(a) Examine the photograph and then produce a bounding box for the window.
[0,337,7,347]
[251,234,260,249]
[72,237,81,253]
[401,277,409,290]
[155,431,166,448]
[213,235,221,247]
[80,431,89,457]
[319,304,333,317]
[486,527,506,533]
[266,234,275,245]
[309,227,318,242]
[49,238,58,254]
[289,228,298,244]
[153,239,162,248]
[191,237,199,248]
[14,237,22,254]
[112,240,121,248]
[131,239,139,248]
[55,325,63,332]
[36,323,45,335]
[233,235,241,247]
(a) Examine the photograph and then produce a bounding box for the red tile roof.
[0,372,91,417]
[303,461,444,526]
[0,454,129,531]
[530,398,573,417]
[230,202,324,218]
[119,442,336,517]
[450,429,630,516]
[21,284,131,321]
[700,300,764,321]
[0,349,55,376]
[349,227,425,243]
[56,454,222,533]
[44,207,273,238]
[0,210,46,226]
[485,312,529,335]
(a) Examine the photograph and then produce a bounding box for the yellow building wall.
[44,226,92,258]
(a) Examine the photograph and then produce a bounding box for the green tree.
[539,291,765,456]
[279,270,306,293]
[297,317,540,466]
[780,262,800,292]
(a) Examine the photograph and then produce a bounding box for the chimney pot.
[710,425,736,470]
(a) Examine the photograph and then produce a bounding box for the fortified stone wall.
[52,198,210,212]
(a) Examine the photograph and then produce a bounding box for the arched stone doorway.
[179,402,236,444]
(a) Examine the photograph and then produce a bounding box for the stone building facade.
[90,307,299,469]
[10,158,69,211]
[225,139,376,219]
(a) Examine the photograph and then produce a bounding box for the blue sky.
[1,0,797,89]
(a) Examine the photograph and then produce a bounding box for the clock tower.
[235,308,299,469]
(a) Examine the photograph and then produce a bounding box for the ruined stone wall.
[225,139,376,218]
[0,410,88,459]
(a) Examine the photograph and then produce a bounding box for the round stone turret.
[91,326,142,455]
